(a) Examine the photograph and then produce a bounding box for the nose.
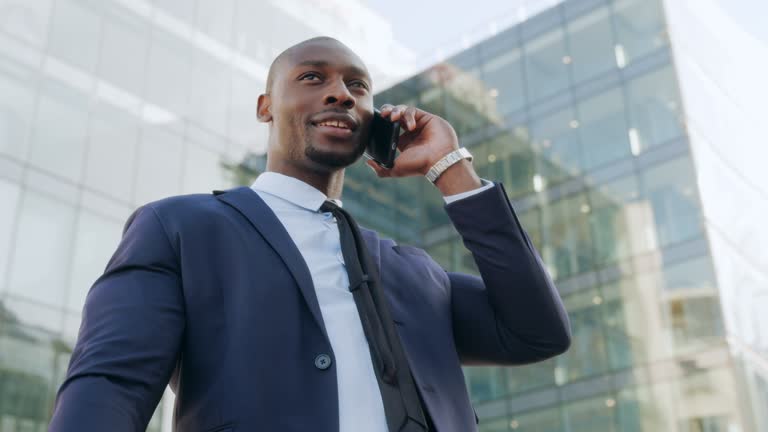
[324,79,355,109]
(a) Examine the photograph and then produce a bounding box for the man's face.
[265,40,374,170]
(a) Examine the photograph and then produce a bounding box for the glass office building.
[0,0,414,430]
[345,0,768,431]
[2,0,766,431]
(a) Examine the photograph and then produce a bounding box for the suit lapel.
[214,187,330,343]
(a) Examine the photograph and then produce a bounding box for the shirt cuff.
[443,179,494,204]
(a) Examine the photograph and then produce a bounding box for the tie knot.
[320,200,340,213]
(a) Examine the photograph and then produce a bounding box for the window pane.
[601,280,637,370]
[188,52,230,136]
[28,79,90,181]
[465,366,507,402]
[150,0,198,26]
[196,0,236,43]
[67,210,123,313]
[567,6,616,82]
[588,175,641,264]
[559,288,610,381]
[530,107,581,186]
[229,71,264,149]
[0,320,62,428]
[134,126,184,204]
[83,102,139,199]
[482,47,526,114]
[0,179,21,293]
[524,28,569,103]
[98,5,150,96]
[8,191,77,306]
[443,67,488,136]
[641,156,703,247]
[145,30,193,117]
[578,88,630,170]
[511,406,563,432]
[0,0,53,48]
[506,357,557,395]
[563,394,618,432]
[626,66,684,150]
[0,66,35,162]
[47,0,102,73]
[612,0,667,64]
[182,142,228,194]
[540,193,594,280]
[488,129,536,198]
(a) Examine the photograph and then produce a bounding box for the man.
[50,37,570,432]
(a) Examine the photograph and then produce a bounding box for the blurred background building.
[1,0,766,431]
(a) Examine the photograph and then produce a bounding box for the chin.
[305,143,365,169]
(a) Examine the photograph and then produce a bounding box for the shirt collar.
[250,171,343,212]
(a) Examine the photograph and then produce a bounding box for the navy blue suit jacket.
[49,183,570,432]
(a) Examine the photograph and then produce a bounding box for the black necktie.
[320,201,429,432]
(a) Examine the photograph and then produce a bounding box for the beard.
[303,133,367,169]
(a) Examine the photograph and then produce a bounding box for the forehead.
[281,41,369,77]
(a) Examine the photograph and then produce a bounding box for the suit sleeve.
[49,206,185,432]
[444,183,571,365]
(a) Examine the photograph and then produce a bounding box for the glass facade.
[0,0,414,430]
[346,0,764,431]
[1,0,765,431]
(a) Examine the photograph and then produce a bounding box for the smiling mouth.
[313,119,353,130]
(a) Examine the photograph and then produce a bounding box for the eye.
[349,80,370,90]
[299,72,322,81]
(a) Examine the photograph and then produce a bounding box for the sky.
[366,0,561,67]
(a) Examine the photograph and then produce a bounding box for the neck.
[265,158,345,200]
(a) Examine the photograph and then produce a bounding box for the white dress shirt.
[250,172,492,432]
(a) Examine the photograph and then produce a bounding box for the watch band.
[425,147,473,183]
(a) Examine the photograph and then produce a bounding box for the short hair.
[265,36,344,93]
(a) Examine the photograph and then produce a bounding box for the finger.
[366,159,392,178]
[379,104,395,115]
[404,106,417,131]
[389,104,409,122]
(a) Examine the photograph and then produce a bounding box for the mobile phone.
[363,108,400,169]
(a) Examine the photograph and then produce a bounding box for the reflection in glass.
[567,6,617,82]
[524,28,569,103]
[98,6,150,97]
[465,367,507,402]
[133,126,184,204]
[486,130,536,198]
[564,394,618,432]
[577,88,631,170]
[443,65,492,136]
[612,0,667,64]
[641,156,702,247]
[0,67,36,162]
[27,80,90,182]
[559,288,610,381]
[530,107,581,186]
[540,193,594,280]
[0,0,53,48]
[0,180,21,293]
[83,102,139,199]
[588,175,642,265]
[67,210,123,313]
[481,47,526,115]
[510,406,563,432]
[8,191,77,307]
[47,0,101,73]
[627,66,684,151]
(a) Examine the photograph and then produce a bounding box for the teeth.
[318,120,350,129]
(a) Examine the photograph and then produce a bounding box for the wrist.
[434,159,482,196]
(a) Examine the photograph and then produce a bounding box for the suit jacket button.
[314,354,332,370]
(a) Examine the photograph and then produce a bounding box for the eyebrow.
[295,60,371,81]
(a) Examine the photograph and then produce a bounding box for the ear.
[257,94,272,123]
